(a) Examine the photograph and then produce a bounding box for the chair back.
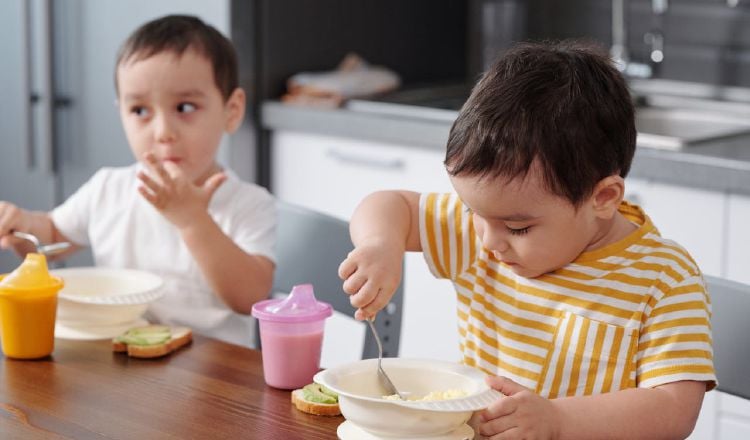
[258,201,403,359]
[706,275,750,400]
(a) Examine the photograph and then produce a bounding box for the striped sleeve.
[419,192,478,280]
[636,274,716,389]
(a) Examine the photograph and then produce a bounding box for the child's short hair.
[445,40,636,206]
[115,15,238,101]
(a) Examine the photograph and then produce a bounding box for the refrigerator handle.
[22,0,34,170]
[25,0,55,174]
[37,0,55,175]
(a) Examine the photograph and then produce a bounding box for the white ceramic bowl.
[52,267,163,326]
[314,358,501,437]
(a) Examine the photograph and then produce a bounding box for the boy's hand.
[0,202,31,250]
[478,376,561,440]
[137,153,226,229]
[338,240,403,320]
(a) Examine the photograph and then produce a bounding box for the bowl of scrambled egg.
[314,358,502,437]
[53,267,163,328]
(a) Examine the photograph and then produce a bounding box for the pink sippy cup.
[251,284,333,389]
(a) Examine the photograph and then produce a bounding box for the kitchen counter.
[262,100,750,196]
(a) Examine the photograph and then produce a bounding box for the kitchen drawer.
[271,131,453,219]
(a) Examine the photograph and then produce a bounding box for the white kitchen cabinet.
[727,194,750,284]
[271,131,460,360]
[690,391,718,439]
[716,393,750,440]
[623,180,726,277]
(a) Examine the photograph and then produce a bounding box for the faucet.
[611,0,667,78]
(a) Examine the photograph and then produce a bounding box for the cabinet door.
[717,393,750,440]
[271,131,460,360]
[271,131,452,218]
[727,194,750,284]
[629,182,725,277]
[689,390,717,439]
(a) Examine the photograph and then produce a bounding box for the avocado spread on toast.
[302,383,339,404]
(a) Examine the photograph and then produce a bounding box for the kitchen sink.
[348,85,750,150]
[635,106,750,150]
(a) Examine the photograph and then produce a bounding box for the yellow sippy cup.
[0,253,64,359]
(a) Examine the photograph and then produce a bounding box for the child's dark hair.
[115,15,238,101]
[445,40,636,207]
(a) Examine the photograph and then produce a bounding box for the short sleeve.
[636,274,717,390]
[224,185,277,264]
[50,169,109,246]
[419,192,478,281]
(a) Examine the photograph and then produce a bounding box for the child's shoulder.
[212,170,276,217]
[220,171,273,202]
[630,226,704,285]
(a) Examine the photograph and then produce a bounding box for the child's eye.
[177,102,197,113]
[130,106,149,117]
[507,226,530,236]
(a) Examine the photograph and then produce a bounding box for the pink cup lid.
[252,284,333,323]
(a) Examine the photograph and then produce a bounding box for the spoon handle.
[12,231,40,248]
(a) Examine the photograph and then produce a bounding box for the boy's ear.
[224,88,246,133]
[590,175,625,219]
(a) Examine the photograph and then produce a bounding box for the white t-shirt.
[51,164,276,346]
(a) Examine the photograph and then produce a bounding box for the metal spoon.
[12,231,71,256]
[367,316,406,400]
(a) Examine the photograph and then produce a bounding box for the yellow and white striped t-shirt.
[419,193,716,398]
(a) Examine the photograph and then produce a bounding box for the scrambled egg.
[382,389,469,401]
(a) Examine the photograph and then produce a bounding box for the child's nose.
[154,114,177,143]
[481,228,510,254]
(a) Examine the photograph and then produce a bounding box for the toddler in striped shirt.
[339,40,715,439]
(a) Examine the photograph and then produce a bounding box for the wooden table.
[0,335,343,439]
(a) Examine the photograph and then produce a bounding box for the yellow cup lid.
[0,253,63,291]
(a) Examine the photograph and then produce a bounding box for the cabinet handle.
[326,149,405,170]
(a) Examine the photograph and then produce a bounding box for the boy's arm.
[553,380,705,439]
[479,376,705,439]
[180,212,273,314]
[136,157,272,314]
[350,190,422,252]
[0,202,79,259]
[340,190,421,319]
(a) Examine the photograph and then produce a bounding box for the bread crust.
[112,327,192,358]
[291,389,341,416]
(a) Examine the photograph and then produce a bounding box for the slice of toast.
[291,385,341,416]
[112,325,192,358]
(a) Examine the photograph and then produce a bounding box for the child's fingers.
[481,389,517,421]
[0,203,21,234]
[352,280,381,314]
[338,257,357,280]
[202,172,227,199]
[137,170,163,194]
[143,153,173,188]
[354,309,368,321]
[342,273,367,296]
[137,185,160,208]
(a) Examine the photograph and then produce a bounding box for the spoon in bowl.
[367,316,406,400]
[12,231,71,256]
